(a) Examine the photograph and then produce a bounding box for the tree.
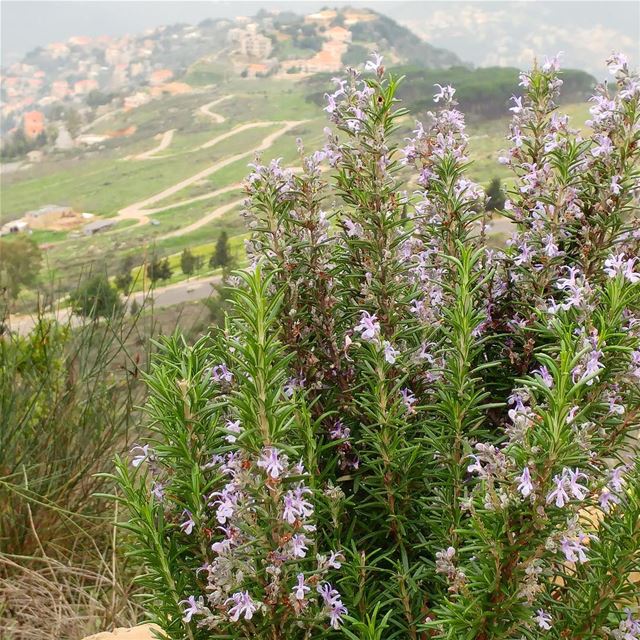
[210,231,231,269]
[147,256,172,284]
[180,248,197,277]
[70,273,122,319]
[86,90,114,109]
[114,255,135,292]
[0,237,42,300]
[485,176,506,211]
[65,109,82,138]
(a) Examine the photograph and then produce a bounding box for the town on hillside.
[1,8,459,163]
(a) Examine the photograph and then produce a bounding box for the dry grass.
[0,502,141,640]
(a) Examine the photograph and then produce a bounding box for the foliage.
[147,256,173,284]
[115,54,640,639]
[210,231,231,269]
[485,176,506,211]
[305,65,595,122]
[0,236,42,301]
[0,310,151,637]
[0,127,48,160]
[70,272,123,319]
[180,248,199,277]
[115,255,136,293]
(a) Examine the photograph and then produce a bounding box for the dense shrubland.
[104,52,640,638]
[305,65,596,122]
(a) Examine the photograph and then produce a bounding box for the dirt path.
[115,120,306,227]
[144,184,242,215]
[133,128,176,160]
[8,274,224,335]
[158,198,244,240]
[196,95,234,123]
[198,120,274,150]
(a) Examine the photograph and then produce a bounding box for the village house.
[149,69,174,86]
[0,219,29,236]
[23,110,45,138]
[227,23,273,60]
[73,79,99,95]
[51,80,70,99]
[124,92,151,111]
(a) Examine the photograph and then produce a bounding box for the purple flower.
[610,466,627,492]
[282,486,314,524]
[180,510,195,535]
[560,533,589,564]
[293,573,310,601]
[509,96,525,114]
[517,467,534,497]
[365,52,384,74]
[534,609,553,631]
[211,363,233,383]
[289,533,309,558]
[354,311,380,341]
[607,52,628,74]
[226,591,258,621]
[433,84,455,103]
[610,175,622,195]
[567,468,589,500]
[317,583,347,629]
[599,486,621,512]
[401,388,417,413]
[130,444,150,468]
[532,365,554,388]
[547,473,570,508]
[225,419,242,444]
[547,468,588,507]
[180,595,201,623]
[382,340,399,364]
[151,481,165,502]
[257,447,285,479]
[344,218,364,238]
[542,51,563,72]
[592,134,614,157]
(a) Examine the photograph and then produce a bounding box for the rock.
[82,624,161,640]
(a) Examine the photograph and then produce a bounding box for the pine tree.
[180,248,197,277]
[485,176,505,211]
[210,231,231,268]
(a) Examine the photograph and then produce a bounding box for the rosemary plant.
[113,52,639,640]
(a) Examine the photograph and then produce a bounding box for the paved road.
[7,274,223,335]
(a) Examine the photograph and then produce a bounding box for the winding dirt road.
[197,95,233,123]
[133,129,176,160]
[115,119,306,228]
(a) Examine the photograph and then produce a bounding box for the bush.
[114,54,640,639]
[70,273,123,319]
[0,311,151,637]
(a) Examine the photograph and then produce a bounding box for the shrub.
[0,310,152,638]
[70,272,123,319]
[114,53,640,639]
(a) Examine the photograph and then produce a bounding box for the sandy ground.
[83,624,160,640]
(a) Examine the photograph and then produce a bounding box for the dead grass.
[0,504,141,640]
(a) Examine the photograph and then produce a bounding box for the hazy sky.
[2,1,639,77]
